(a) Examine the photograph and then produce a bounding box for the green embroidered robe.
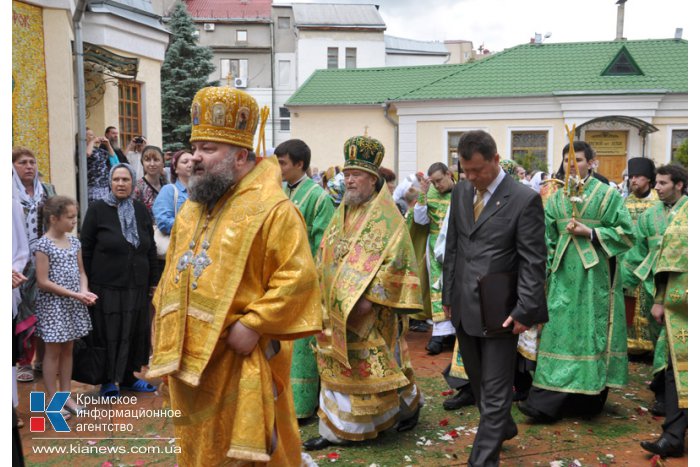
[286,176,336,418]
[622,195,687,374]
[654,200,688,408]
[534,176,634,394]
[405,208,432,321]
[621,189,661,353]
[422,186,452,322]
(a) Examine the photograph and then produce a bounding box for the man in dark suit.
[442,130,548,466]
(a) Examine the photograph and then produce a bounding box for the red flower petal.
[448,429,459,438]
[439,418,449,426]
[441,390,455,396]
[327,452,340,460]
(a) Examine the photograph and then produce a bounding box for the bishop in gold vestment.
[148,87,322,466]
[304,135,424,450]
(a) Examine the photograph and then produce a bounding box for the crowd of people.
[12,85,687,467]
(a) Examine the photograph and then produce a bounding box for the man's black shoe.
[297,414,319,426]
[442,334,456,349]
[425,336,444,355]
[443,387,475,410]
[409,319,430,332]
[516,401,557,423]
[396,407,420,432]
[640,437,684,458]
[512,389,529,402]
[303,436,332,451]
[650,400,666,417]
[426,334,456,355]
[503,423,518,441]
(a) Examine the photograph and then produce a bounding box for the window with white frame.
[447,132,463,168]
[236,30,248,43]
[511,130,549,172]
[279,107,290,131]
[327,47,338,69]
[221,58,249,82]
[278,17,290,29]
[278,60,291,86]
[671,129,688,158]
[345,48,357,69]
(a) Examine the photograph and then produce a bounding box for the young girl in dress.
[35,196,97,418]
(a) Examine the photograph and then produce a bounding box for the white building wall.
[385,53,448,67]
[296,30,385,85]
[243,88,274,153]
[394,94,687,179]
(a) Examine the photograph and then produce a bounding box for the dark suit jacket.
[442,174,548,336]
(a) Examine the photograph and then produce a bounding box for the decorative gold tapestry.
[13,1,51,181]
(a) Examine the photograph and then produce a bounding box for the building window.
[602,46,643,76]
[345,47,357,69]
[447,132,463,168]
[279,107,290,131]
[278,60,291,86]
[671,129,688,161]
[278,16,290,29]
[221,58,249,82]
[118,80,142,148]
[236,30,247,43]
[327,47,338,69]
[511,131,549,172]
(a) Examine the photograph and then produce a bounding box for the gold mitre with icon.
[190,86,260,150]
[343,133,385,177]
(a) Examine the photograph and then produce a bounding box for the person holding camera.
[125,135,148,180]
[86,128,114,204]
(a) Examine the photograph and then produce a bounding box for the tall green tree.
[161,1,217,151]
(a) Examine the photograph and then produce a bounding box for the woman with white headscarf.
[529,171,546,193]
[12,147,56,383]
[80,163,158,398]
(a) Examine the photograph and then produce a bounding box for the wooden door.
[585,131,628,184]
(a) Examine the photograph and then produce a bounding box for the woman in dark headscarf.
[81,163,158,397]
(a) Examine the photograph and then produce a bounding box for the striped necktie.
[473,189,487,221]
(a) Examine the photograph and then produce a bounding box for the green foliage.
[161,2,218,151]
[513,151,549,173]
[673,138,688,168]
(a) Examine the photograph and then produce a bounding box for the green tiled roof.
[286,39,687,106]
[286,63,466,106]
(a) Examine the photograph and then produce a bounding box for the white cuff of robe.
[432,319,455,336]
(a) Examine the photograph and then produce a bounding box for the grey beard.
[344,190,373,207]
[110,138,121,150]
[188,171,235,206]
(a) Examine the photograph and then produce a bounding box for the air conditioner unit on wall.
[234,77,247,88]
[203,23,215,31]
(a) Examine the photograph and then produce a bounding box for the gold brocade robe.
[622,189,660,353]
[147,157,322,466]
[315,184,422,394]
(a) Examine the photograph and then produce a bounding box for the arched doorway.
[576,116,658,183]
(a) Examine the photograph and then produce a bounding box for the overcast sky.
[278,0,689,52]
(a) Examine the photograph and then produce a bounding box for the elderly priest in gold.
[147,86,322,466]
[303,135,424,451]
